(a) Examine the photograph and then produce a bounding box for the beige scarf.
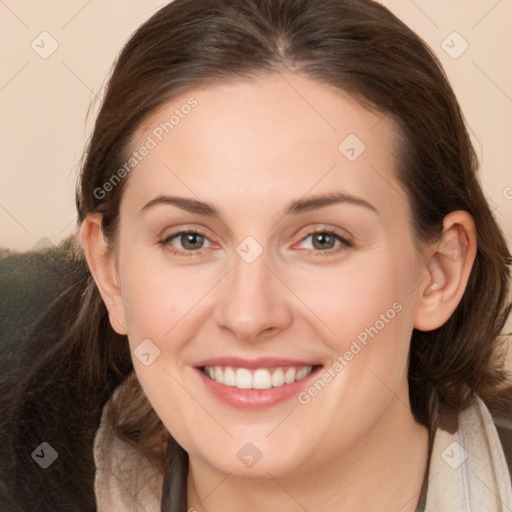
[424,396,512,511]
[94,396,512,511]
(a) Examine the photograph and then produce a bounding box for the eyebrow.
[140,191,378,218]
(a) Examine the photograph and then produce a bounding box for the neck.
[186,394,429,512]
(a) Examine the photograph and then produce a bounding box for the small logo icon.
[236,236,263,264]
[31,442,58,469]
[236,442,263,468]
[439,236,462,262]
[441,441,468,469]
[441,32,469,59]
[31,32,59,59]
[32,237,55,252]
[133,338,161,366]
[338,134,366,161]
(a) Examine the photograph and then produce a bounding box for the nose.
[213,248,293,343]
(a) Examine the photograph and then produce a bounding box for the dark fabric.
[0,244,129,511]
[497,425,512,479]
[0,246,82,374]
[160,438,189,512]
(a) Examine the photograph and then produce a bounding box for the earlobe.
[80,213,128,335]
[414,211,477,331]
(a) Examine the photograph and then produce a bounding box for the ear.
[413,210,477,331]
[80,213,128,335]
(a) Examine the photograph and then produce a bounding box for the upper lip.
[195,357,322,369]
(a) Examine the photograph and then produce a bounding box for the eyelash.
[158,228,353,258]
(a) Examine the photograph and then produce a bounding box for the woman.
[1,0,511,510]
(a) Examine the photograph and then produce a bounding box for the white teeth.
[296,367,309,380]
[235,368,252,389]
[214,366,224,384]
[223,366,236,386]
[271,368,285,387]
[253,369,272,389]
[285,367,296,384]
[204,365,313,389]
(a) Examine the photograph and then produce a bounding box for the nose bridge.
[214,240,292,341]
[232,245,271,300]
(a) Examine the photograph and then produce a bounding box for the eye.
[159,230,213,255]
[296,229,353,255]
[159,227,353,258]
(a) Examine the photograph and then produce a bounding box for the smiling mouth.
[201,365,317,390]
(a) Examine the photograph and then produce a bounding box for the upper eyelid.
[295,226,353,243]
[163,227,352,250]
[162,230,215,247]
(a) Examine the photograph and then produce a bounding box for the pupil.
[184,233,203,249]
[314,233,334,250]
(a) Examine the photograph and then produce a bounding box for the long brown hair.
[1,0,510,509]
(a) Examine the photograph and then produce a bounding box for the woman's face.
[111,72,428,478]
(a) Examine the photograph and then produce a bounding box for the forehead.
[125,72,403,216]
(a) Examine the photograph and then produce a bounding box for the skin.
[81,71,477,511]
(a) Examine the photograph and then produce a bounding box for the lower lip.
[196,366,322,410]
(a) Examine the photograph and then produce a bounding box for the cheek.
[118,250,212,347]
[289,250,417,416]
[289,252,414,353]
[115,252,218,440]
[286,255,415,448]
